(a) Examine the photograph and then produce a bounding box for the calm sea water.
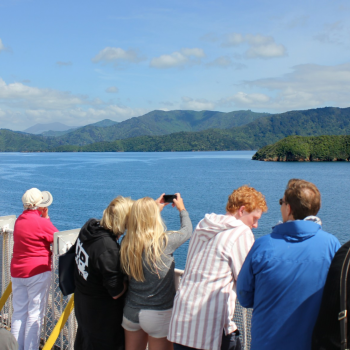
[1,151,350,273]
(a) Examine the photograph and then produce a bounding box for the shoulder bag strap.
[339,247,350,350]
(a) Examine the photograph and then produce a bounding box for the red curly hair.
[226,185,268,214]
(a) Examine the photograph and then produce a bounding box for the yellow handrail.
[0,281,12,311]
[42,294,75,350]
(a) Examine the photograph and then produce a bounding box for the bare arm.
[113,280,128,300]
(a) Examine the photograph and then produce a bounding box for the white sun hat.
[22,188,53,209]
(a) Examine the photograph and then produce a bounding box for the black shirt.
[312,240,350,350]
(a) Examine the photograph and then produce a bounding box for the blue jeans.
[173,330,241,350]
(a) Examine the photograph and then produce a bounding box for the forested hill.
[0,129,57,152]
[252,135,350,161]
[53,110,268,146]
[1,107,350,152]
[229,106,350,149]
[51,106,350,152]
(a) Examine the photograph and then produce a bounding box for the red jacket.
[11,210,58,278]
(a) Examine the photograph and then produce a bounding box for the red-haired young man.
[168,185,267,350]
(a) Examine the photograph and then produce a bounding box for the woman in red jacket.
[11,188,58,350]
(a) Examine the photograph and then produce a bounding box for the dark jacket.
[73,219,125,350]
[312,240,350,350]
[74,218,125,298]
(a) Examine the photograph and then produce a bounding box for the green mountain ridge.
[56,106,350,152]
[40,119,119,137]
[53,110,268,146]
[1,107,350,152]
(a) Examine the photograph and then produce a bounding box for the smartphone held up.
[163,194,177,203]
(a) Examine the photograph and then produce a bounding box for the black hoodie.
[74,219,125,298]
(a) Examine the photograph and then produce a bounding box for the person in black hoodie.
[74,196,133,350]
[312,240,350,350]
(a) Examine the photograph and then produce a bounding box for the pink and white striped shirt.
[168,213,255,350]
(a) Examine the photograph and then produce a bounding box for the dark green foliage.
[53,110,268,146]
[88,119,119,128]
[50,129,251,152]
[0,129,57,151]
[229,107,350,149]
[253,135,350,161]
[41,128,78,137]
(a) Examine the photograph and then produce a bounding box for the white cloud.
[285,15,309,29]
[200,33,219,43]
[150,52,188,68]
[0,38,10,54]
[246,43,287,59]
[180,48,205,58]
[239,62,350,110]
[106,86,119,93]
[0,77,149,130]
[150,48,206,69]
[161,101,174,107]
[222,33,287,59]
[223,33,244,46]
[178,63,350,112]
[313,21,347,45]
[206,56,246,69]
[245,34,272,46]
[207,56,232,68]
[0,78,85,109]
[56,61,72,66]
[92,47,144,66]
[219,92,270,107]
[181,96,215,110]
[0,105,148,130]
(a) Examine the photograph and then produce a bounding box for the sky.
[0,0,350,130]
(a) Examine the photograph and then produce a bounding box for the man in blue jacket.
[237,179,340,350]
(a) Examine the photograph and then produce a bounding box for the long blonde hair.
[100,196,133,238]
[120,197,167,282]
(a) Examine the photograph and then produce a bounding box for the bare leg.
[125,329,148,350]
[148,336,173,350]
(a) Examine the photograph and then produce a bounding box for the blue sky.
[1,0,349,130]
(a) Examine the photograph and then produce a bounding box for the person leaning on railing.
[73,196,133,350]
[10,188,57,350]
[120,193,193,350]
[237,180,341,350]
[168,186,267,350]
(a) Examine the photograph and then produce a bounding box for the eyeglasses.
[279,198,287,206]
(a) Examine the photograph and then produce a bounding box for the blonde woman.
[74,196,133,350]
[121,193,192,350]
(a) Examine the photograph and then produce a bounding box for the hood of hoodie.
[195,213,245,242]
[78,218,113,243]
[272,219,321,242]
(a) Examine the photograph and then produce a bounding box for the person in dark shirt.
[74,196,133,350]
[312,240,350,350]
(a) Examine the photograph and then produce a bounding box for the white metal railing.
[1,216,252,350]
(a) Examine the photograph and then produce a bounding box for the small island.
[252,135,350,161]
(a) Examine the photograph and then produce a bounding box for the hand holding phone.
[172,193,186,212]
[155,193,185,212]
